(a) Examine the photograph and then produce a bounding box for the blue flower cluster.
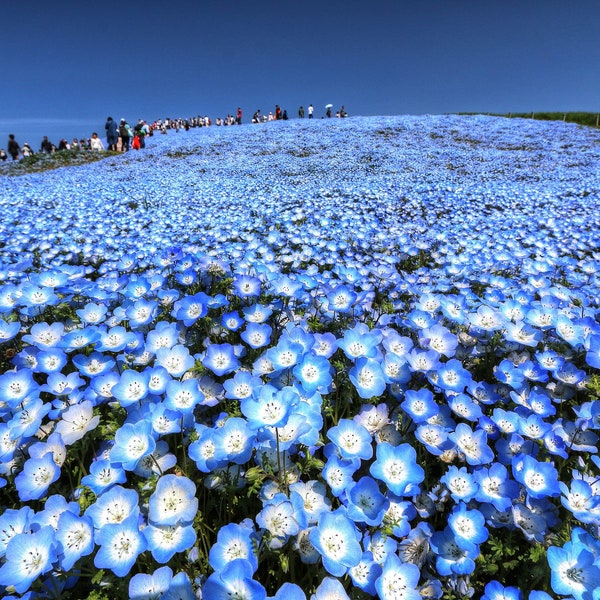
[0,115,599,599]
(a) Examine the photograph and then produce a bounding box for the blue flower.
[110,419,156,471]
[513,453,560,499]
[80,458,127,495]
[346,476,389,526]
[370,441,424,496]
[172,291,210,326]
[202,343,240,376]
[15,453,61,501]
[547,533,600,600]
[203,558,267,600]
[327,418,373,461]
[111,369,150,407]
[481,581,523,600]
[0,525,57,594]
[348,357,386,399]
[129,565,174,599]
[55,511,95,571]
[209,521,259,573]
[241,322,273,349]
[148,474,198,526]
[375,552,422,600]
[311,577,350,600]
[401,388,439,423]
[293,353,333,394]
[309,510,362,576]
[337,323,382,359]
[447,503,488,548]
[94,514,146,577]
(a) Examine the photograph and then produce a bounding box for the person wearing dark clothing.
[105,116,118,151]
[236,107,242,125]
[298,106,305,118]
[40,136,53,154]
[283,110,288,120]
[7,135,20,160]
[275,105,282,120]
[119,119,131,152]
[0,149,7,161]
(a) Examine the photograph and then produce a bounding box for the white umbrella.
[325,104,333,109]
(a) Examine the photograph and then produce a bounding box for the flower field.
[1,115,600,599]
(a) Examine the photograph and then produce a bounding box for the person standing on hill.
[105,117,118,151]
[7,134,20,160]
[308,104,314,119]
[119,119,131,152]
[40,136,53,153]
[298,106,305,118]
[237,107,242,125]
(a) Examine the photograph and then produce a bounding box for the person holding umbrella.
[325,104,333,118]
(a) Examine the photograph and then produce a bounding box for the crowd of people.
[2,104,348,161]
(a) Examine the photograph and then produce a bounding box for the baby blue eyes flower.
[15,453,61,501]
[348,357,386,399]
[111,369,150,406]
[202,343,240,376]
[513,453,560,499]
[327,418,373,461]
[346,476,389,526]
[370,442,424,496]
[55,511,95,571]
[109,420,157,471]
[375,552,422,600]
[209,521,259,573]
[309,511,362,577]
[0,525,57,594]
[203,558,267,600]
[94,514,147,578]
[148,474,198,526]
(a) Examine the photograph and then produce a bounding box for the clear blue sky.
[1,0,599,147]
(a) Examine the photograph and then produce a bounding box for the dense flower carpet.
[0,115,600,599]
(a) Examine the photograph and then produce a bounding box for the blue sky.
[1,0,599,147]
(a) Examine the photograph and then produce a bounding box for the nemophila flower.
[15,453,60,501]
[243,303,273,324]
[110,419,156,471]
[337,323,382,359]
[415,423,452,456]
[312,332,338,358]
[111,369,150,407]
[370,441,424,496]
[209,521,259,573]
[134,440,177,478]
[327,418,373,461]
[7,397,50,439]
[270,582,306,600]
[256,493,301,549]
[448,503,488,549]
[382,351,411,384]
[309,510,362,577]
[94,513,146,577]
[34,347,67,374]
[433,358,473,392]
[440,465,478,502]
[19,284,59,313]
[554,314,585,347]
[375,552,422,600]
[233,274,262,298]
[449,422,494,466]
[554,420,598,453]
[481,581,523,600]
[293,353,333,394]
[21,322,62,350]
[0,368,39,408]
[0,525,57,594]
[53,400,100,445]
[405,349,441,373]
[348,551,382,595]
[326,284,357,313]
[80,458,127,495]
[143,520,197,563]
[214,416,256,465]
[560,479,600,523]
[354,403,389,434]
[59,326,101,352]
[265,336,304,372]
[401,388,438,423]
[224,370,262,400]
[95,325,136,352]
[322,454,359,497]
[420,324,458,357]
[129,565,175,599]
[172,291,210,326]
[348,357,386,399]
[406,309,436,329]
[346,476,389,526]
[0,506,34,558]
[76,301,108,325]
[28,432,67,469]
[148,474,198,526]
[188,425,222,473]
[473,462,519,511]
[448,393,482,422]
[429,527,478,576]
[0,318,20,344]
[512,453,560,499]
[85,484,140,528]
[504,320,543,347]
[289,480,331,526]
[241,384,295,429]
[518,413,551,440]
[203,558,267,600]
[155,344,195,377]
[311,576,350,600]
[72,351,115,377]
[241,322,273,349]
[202,343,240,376]
[55,511,94,571]
[164,377,204,414]
[547,534,600,600]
